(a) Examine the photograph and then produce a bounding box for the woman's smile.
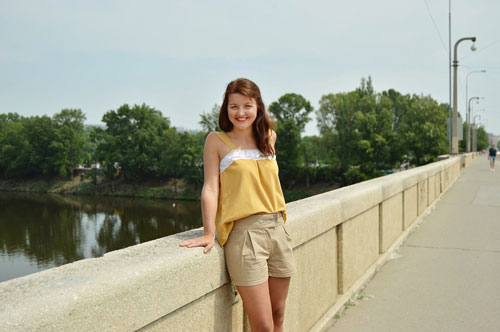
[227,93,258,130]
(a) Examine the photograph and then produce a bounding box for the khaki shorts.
[224,212,296,287]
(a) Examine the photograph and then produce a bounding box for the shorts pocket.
[242,230,268,259]
[282,226,292,242]
[241,230,256,259]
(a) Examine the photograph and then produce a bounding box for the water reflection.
[0,192,201,283]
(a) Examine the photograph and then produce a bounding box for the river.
[0,192,202,283]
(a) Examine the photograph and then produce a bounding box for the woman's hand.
[179,234,215,253]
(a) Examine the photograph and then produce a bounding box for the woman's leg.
[237,281,274,332]
[268,276,291,332]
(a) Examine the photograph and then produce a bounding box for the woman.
[180,78,295,332]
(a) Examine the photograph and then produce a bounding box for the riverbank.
[0,176,200,200]
[0,176,340,202]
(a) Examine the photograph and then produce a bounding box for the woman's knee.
[272,307,285,326]
[251,318,274,332]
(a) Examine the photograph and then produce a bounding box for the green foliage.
[397,95,448,165]
[476,126,489,151]
[274,118,302,187]
[343,168,368,185]
[0,76,458,194]
[157,129,203,186]
[284,189,309,202]
[199,104,221,132]
[97,104,170,180]
[268,93,313,132]
[353,90,395,175]
[0,120,32,177]
[317,91,360,178]
[301,136,329,166]
[0,111,87,178]
[269,93,313,188]
[51,109,87,177]
[317,78,449,184]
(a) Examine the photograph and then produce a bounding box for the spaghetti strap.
[215,132,236,150]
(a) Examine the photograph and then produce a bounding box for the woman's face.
[227,93,258,131]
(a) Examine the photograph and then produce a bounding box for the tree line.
[0,77,489,191]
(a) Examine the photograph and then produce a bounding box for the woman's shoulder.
[205,132,225,151]
[207,131,228,142]
[205,131,232,158]
[269,129,277,147]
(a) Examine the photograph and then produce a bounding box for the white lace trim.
[220,149,276,173]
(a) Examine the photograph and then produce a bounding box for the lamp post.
[473,115,481,152]
[452,37,477,154]
[472,107,485,122]
[471,100,485,130]
[467,96,480,152]
[466,70,486,152]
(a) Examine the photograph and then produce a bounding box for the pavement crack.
[404,244,500,254]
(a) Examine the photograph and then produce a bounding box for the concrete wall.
[0,153,479,332]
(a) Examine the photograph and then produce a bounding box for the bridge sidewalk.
[324,156,500,332]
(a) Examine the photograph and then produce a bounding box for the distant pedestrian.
[488,144,497,171]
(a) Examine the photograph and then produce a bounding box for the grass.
[30,180,50,192]
[284,189,310,202]
[344,299,358,307]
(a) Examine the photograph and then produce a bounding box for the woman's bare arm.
[271,129,277,150]
[179,132,220,253]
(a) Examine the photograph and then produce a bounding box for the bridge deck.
[325,156,500,332]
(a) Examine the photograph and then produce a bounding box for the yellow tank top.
[214,131,287,247]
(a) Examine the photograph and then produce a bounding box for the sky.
[1,0,499,137]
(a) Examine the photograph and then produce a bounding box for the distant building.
[174,126,200,135]
[488,134,500,146]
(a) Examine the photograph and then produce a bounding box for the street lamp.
[471,99,485,125]
[466,70,486,152]
[473,114,481,152]
[452,36,477,154]
[472,107,486,121]
[467,96,480,152]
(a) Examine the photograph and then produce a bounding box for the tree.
[317,91,360,178]
[398,95,448,165]
[269,93,313,187]
[23,115,59,176]
[199,104,221,133]
[476,126,488,151]
[0,113,21,126]
[97,104,170,180]
[0,121,32,177]
[353,89,395,176]
[301,135,329,166]
[50,109,87,178]
[268,93,313,132]
[157,129,203,190]
[381,89,411,166]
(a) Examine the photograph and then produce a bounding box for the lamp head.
[471,44,477,51]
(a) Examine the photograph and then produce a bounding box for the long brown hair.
[219,78,275,156]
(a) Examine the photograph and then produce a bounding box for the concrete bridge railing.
[0,153,479,332]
